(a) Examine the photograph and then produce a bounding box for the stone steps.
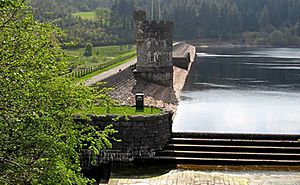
[142,132,300,165]
[159,150,300,160]
[170,138,300,147]
[166,144,300,153]
[146,156,300,165]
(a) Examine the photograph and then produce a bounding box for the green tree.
[269,30,286,45]
[0,1,115,184]
[84,43,93,57]
[27,0,300,45]
[96,7,111,21]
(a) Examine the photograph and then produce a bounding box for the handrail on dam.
[173,41,187,52]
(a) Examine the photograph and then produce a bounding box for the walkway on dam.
[107,168,300,185]
[85,57,137,86]
[84,42,189,86]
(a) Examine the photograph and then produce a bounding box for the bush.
[83,43,93,57]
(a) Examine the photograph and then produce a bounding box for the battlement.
[134,10,146,22]
[141,20,173,32]
[134,10,173,32]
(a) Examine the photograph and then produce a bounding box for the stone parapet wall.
[173,43,187,54]
[78,110,173,167]
[173,53,191,70]
[172,43,196,70]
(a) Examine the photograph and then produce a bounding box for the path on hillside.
[84,57,137,86]
[85,42,188,86]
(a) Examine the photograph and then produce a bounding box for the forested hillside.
[29,0,130,48]
[161,0,300,45]
[30,0,300,46]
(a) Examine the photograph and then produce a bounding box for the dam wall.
[81,42,196,167]
[172,43,196,101]
[173,43,196,70]
[99,43,196,112]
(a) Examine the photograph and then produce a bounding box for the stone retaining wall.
[78,110,173,167]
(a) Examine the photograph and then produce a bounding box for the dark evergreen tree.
[29,0,300,46]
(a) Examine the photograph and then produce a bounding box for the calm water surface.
[173,48,300,134]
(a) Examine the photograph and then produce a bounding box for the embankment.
[99,43,196,112]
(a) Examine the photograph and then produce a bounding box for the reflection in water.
[244,48,300,59]
[174,89,300,134]
[174,48,300,134]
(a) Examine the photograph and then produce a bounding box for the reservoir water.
[173,48,300,134]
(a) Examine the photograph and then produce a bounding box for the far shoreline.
[187,40,300,49]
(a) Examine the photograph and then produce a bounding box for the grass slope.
[64,45,136,83]
[73,55,136,84]
[64,45,135,70]
[75,106,162,115]
[72,11,96,20]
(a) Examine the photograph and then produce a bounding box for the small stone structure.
[173,52,191,70]
[78,110,173,168]
[172,42,196,70]
[133,11,174,87]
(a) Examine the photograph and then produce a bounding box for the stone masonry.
[77,111,173,168]
[134,11,174,87]
[108,169,300,185]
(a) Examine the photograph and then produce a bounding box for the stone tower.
[134,10,174,87]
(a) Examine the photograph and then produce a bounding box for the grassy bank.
[64,45,136,81]
[73,54,136,84]
[72,11,96,20]
[75,106,162,115]
[64,45,135,69]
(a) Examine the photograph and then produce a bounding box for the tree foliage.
[114,0,300,45]
[28,0,300,46]
[112,0,300,45]
[84,43,93,57]
[29,0,130,48]
[156,0,300,43]
[0,1,116,184]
